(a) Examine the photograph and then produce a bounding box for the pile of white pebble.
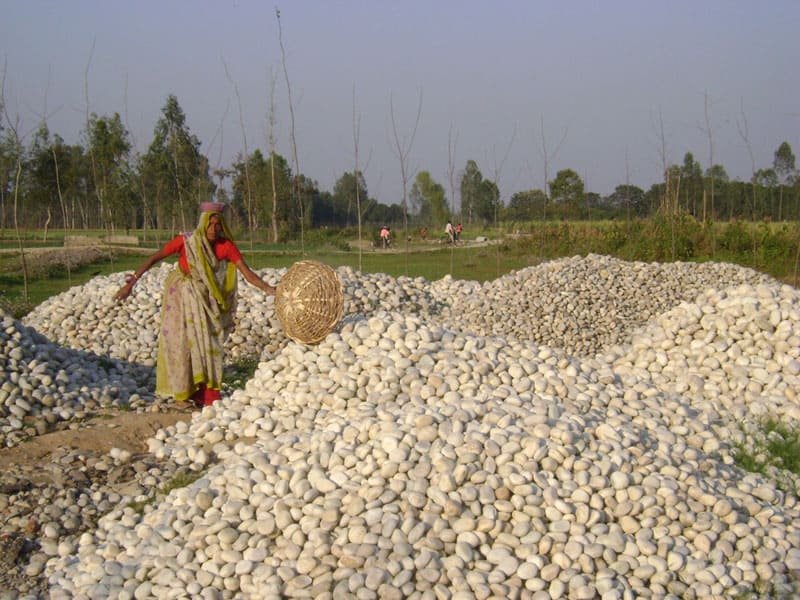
[2,254,799,598]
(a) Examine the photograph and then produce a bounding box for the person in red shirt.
[115,202,275,408]
[379,225,391,248]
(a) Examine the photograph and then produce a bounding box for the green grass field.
[0,237,526,316]
[3,218,799,316]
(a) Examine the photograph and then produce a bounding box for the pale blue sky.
[2,1,798,207]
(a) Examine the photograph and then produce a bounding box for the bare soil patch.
[0,411,190,485]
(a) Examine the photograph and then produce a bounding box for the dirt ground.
[0,410,190,485]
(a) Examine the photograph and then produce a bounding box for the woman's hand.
[114,274,138,302]
[236,260,276,296]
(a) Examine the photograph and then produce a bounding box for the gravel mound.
[0,254,797,598]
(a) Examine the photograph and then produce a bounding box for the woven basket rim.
[275,260,343,344]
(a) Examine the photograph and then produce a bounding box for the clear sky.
[2,1,798,207]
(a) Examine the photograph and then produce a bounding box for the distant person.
[114,202,276,409]
[455,222,463,244]
[380,225,391,248]
[445,220,454,244]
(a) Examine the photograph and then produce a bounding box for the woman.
[115,202,275,408]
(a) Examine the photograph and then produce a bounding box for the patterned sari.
[155,212,238,402]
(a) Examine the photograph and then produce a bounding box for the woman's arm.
[235,259,276,296]
[114,246,174,302]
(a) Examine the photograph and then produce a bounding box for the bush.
[224,355,261,390]
[0,293,34,319]
[719,220,753,254]
[645,214,699,261]
[734,417,800,496]
[601,222,650,256]
[759,223,795,265]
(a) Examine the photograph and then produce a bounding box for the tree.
[680,152,703,217]
[459,160,483,224]
[24,125,59,228]
[704,164,728,182]
[389,90,423,255]
[506,189,547,221]
[701,91,717,224]
[774,142,796,185]
[549,168,584,217]
[774,141,796,221]
[367,201,404,226]
[332,170,368,227]
[476,179,499,223]
[754,168,778,218]
[409,171,448,226]
[0,127,21,234]
[86,112,132,230]
[291,174,316,237]
[141,94,212,231]
[704,164,730,220]
[231,149,292,237]
[276,7,307,251]
[606,184,646,217]
[585,191,602,209]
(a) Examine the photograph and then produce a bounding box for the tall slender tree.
[141,95,212,232]
[459,160,483,225]
[389,90,423,260]
[266,68,280,243]
[86,113,131,230]
[773,141,796,221]
[409,171,448,226]
[276,7,307,250]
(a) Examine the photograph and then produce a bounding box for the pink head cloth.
[200,201,226,214]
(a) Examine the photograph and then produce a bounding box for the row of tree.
[507,144,799,224]
[2,93,798,240]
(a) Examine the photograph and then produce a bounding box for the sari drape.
[155,212,238,401]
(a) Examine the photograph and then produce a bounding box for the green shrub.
[719,220,753,254]
[645,214,699,261]
[224,355,261,390]
[160,471,203,495]
[0,293,34,319]
[734,417,800,496]
[759,223,795,266]
[602,223,630,253]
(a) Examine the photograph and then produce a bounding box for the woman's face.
[206,214,223,242]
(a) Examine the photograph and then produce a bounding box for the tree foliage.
[549,168,584,217]
[141,95,213,231]
[459,160,483,224]
[231,149,292,240]
[506,189,547,221]
[332,171,369,227]
[2,94,800,237]
[86,113,132,229]
[607,184,646,217]
[774,142,796,186]
[459,160,500,224]
[410,171,449,226]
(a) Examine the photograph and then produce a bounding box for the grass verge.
[224,355,261,391]
[127,470,204,515]
[733,417,800,496]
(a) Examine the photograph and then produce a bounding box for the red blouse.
[163,234,242,275]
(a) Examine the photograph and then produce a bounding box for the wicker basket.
[275,260,344,344]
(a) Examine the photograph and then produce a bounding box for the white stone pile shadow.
[6,255,800,597]
[0,311,156,447]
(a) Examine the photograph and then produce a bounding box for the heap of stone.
[24,256,797,599]
[0,310,155,448]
